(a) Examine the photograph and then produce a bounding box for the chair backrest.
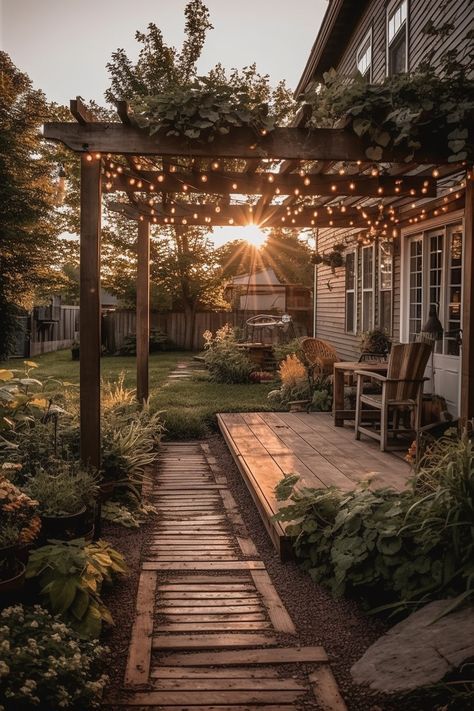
[386,342,432,400]
[300,338,338,375]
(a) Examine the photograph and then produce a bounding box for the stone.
[351,600,474,693]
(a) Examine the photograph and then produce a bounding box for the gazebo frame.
[43,98,474,469]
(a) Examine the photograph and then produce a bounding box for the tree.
[216,230,314,287]
[0,52,65,358]
[103,1,295,346]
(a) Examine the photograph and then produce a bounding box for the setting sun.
[240,224,267,248]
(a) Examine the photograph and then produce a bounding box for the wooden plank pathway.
[218,412,411,559]
[108,441,347,710]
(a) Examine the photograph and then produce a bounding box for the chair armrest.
[354,370,388,382]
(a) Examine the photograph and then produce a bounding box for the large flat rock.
[351,600,474,693]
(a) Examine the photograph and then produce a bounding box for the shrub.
[203,325,255,384]
[275,430,474,614]
[26,538,127,638]
[0,604,108,709]
[24,465,99,517]
[272,339,303,364]
[115,329,175,356]
[101,497,156,529]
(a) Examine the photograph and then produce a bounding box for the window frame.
[386,0,409,76]
[361,244,375,333]
[345,248,357,334]
[356,27,373,81]
[378,241,393,335]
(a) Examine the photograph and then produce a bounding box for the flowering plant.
[0,474,40,549]
[0,604,108,709]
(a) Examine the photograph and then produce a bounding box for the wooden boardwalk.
[218,412,411,559]
[109,442,346,710]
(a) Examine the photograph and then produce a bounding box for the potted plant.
[25,464,99,541]
[0,474,41,596]
[360,328,391,357]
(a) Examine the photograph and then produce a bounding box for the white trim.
[386,0,409,76]
[401,209,464,236]
[378,241,393,334]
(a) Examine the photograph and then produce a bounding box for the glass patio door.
[406,223,463,414]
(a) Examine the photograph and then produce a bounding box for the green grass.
[3,350,277,439]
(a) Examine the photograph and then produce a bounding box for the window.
[356,29,372,80]
[345,250,356,333]
[387,0,408,75]
[361,245,374,332]
[406,224,463,356]
[379,242,393,334]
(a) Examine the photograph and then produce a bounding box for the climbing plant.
[303,39,474,163]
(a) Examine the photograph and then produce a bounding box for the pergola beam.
[43,122,448,163]
[107,200,382,228]
[104,171,436,198]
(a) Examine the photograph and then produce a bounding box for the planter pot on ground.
[0,559,26,600]
[40,505,87,542]
[288,399,311,412]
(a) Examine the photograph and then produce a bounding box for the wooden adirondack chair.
[354,342,432,451]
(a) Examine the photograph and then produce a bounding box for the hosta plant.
[26,538,127,638]
[0,604,108,709]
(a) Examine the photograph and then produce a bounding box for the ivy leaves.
[133,78,281,142]
[304,54,474,163]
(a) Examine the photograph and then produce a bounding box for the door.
[405,222,463,415]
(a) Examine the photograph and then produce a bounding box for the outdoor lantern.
[422,303,444,395]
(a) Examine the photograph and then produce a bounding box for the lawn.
[3,349,276,439]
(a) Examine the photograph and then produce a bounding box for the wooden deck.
[218,412,411,560]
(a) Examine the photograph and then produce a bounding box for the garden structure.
[43,97,474,478]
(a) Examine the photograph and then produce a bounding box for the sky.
[1,0,327,245]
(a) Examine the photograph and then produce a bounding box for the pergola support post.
[461,170,474,421]
[79,155,102,470]
[136,219,150,403]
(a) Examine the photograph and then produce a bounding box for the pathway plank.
[250,570,296,634]
[152,633,276,649]
[124,571,157,687]
[309,668,348,711]
[119,690,303,704]
[162,646,329,666]
[143,561,266,571]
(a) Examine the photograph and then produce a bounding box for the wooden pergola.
[43,97,473,469]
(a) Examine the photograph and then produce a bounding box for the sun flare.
[241,224,267,248]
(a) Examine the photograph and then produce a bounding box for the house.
[224,267,311,316]
[295,0,473,416]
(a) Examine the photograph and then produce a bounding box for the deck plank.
[218,411,411,559]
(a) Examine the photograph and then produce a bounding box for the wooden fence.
[104,309,310,352]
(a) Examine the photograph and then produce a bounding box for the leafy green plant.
[24,465,99,517]
[0,604,108,709]
[272,339,303,364]
[101,498,156,528]
[360,329,391,355]
[26,538,127,638]
[203,324,256,384]
[275,430,474,615]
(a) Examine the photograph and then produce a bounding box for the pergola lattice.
[43,97,473,469]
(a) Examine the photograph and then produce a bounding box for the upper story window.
[356,29,372,81]
[387,0,408,75]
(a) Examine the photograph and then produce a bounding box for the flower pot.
[288,399,311,412]
[40,505,87,542]
[0,559,25,598]
[100,480,116,501]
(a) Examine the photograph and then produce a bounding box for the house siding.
[308,0,472,363]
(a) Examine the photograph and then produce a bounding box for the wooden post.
[461,170,474,421]
[80,155,101,469]
[137,219,150,403]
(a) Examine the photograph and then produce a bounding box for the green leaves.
[26,538,128,638]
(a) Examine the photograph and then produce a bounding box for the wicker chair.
[300,337,338,382]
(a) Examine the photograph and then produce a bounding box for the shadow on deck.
[218,411,411,561]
